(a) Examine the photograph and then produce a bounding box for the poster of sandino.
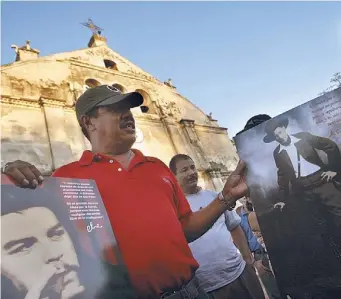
[234,87,341,299]
[1,176,138,299]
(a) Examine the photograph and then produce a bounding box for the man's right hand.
[3,160,44,189]
[221,160,248,203]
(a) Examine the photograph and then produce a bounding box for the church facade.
[1,33,238,191]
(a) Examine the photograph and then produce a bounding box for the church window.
[104,59,118,70]
[135,89,156,114]
[111,83,125,92]
[84,78,101,89]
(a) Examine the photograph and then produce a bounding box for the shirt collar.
[279,135,299,151]
[78,148,153,167]
[79,150,95,166]
[240,207,247,216]
[185,186,202,196]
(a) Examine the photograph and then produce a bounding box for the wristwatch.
[1,162,11,174]
[218,191,236,211]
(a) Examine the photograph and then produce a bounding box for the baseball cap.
[75,85,143,122]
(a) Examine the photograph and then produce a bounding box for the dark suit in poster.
[234,88,341,299]
[268,132,341,298]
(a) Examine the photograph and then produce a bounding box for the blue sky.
[2,1,341,137]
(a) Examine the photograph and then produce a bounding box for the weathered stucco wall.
[133,117,177,165]
[195,126,239,172]
[1,37,238,190]
[1,104,53,173]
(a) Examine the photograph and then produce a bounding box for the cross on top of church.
[81,18,104,35]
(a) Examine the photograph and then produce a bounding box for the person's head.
[236,197,254,216]
[235,114,272,137]
[273,126,289,144]
[169,154,198,194]
[244,196,254,212]
[76,85,143,154]
[1,186,84,299]
[263,118,290,145]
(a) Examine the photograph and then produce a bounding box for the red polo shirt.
[52,149,199,298]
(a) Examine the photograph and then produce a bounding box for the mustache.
[52,263,80,281]
[186,174,198,181]
[119,115,135,129]
[61,263,80,273]
[120,114,135,129]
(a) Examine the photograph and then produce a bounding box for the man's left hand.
[321,171,337,182]
[274,202,285,211]
[222,160,248,202]
[253,260,272,276]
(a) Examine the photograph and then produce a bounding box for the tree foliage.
[320,72,341,95]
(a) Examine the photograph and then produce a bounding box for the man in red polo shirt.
[3,85,248,299]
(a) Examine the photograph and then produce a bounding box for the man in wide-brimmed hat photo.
[235,114,341,297]
[263,117,341,197]
[261,116,341,297]
[263,116,341,235]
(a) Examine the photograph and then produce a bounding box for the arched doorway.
[111,83,126,93]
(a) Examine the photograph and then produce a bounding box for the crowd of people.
[3,85,282,299]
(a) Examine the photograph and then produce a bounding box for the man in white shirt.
[169,154,265,299]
